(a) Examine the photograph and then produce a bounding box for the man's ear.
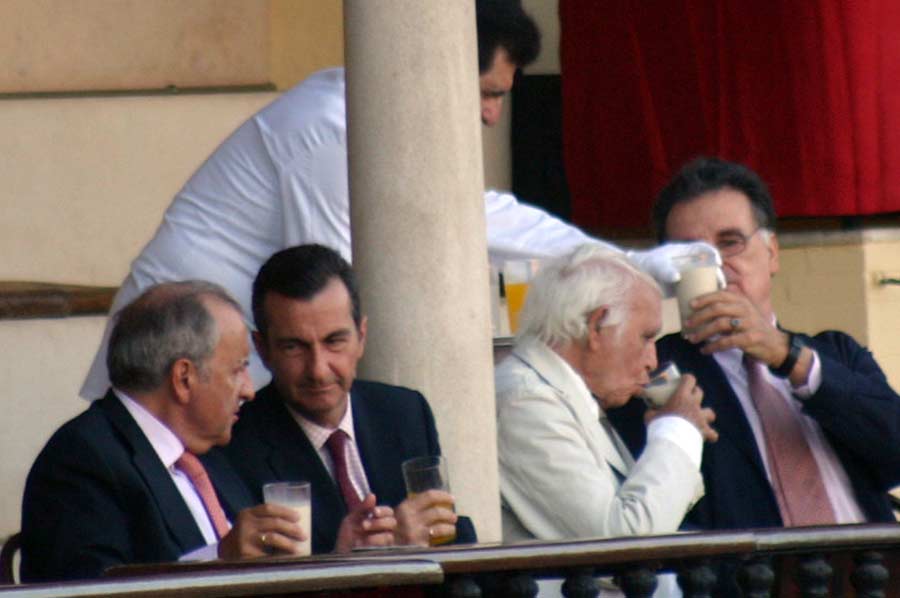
[170,358,194,405]
[586,306,609,348]
[766,232,780,277]
[356,315,368,356]
[252,330,269,365]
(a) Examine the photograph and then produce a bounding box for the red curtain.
[560,0,900,230]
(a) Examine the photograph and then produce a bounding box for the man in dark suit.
[21,281,306,582]
[610,157,900,530]
[225,244,476,553]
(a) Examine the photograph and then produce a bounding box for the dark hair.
[652,157,777,242]
[107,281,241,394]
[476,0,541,73]
[252,244,361,337]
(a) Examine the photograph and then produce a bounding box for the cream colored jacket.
[496,337,704,542]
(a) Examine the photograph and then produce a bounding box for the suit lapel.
[254,389,347,550]
[512,339,631,477]
[99,393,206,552]
[351,385,406,503]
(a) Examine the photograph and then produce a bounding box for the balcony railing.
[3,524,900,597]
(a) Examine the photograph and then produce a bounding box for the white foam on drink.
[676,265,720,326]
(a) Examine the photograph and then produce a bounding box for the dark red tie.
[744,355,836,526]
[175,451,230,539]
[325,430,362,510]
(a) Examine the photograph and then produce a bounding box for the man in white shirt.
[21,281,394,582]
[79,0,720,398]
[496,244,718,541]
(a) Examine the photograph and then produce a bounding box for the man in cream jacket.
[496,244,719,543]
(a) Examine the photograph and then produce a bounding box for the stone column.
[343,1,499,540]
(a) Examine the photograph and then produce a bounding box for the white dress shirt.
[78,67,605,400]
[713,345,866,523]
[114,389,225,558]
[288,397,372,502]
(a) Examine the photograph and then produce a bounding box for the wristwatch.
[769,332,805,378]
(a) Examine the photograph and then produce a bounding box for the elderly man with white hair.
[496,244,719,545]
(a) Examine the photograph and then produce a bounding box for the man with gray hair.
[20,281,317,582]
[496,244,718,546]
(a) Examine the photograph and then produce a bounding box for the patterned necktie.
[325,429,362,511]
[175,451,231,539]
[744,355,836,526]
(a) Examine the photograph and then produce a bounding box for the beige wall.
[773,242,869,344]
[0,319,102,537]
[0,93,276,285]
[1,0,269,93]
[270,0,344,89]
[773,233,900,390]
[863,238,900,388]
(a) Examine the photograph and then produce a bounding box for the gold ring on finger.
[260,533,268,546]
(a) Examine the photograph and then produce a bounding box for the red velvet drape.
[560,0,900,230]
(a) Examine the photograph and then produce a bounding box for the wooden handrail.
[2,523,898,596]
[0,282,116,320]
[110,525,900,579]
[0,559,441,597]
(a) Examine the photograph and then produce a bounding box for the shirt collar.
[288,393,357,451]
[113,388,185,469]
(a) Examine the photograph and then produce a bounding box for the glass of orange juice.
[502,260,540,334]
[401,455,456,546]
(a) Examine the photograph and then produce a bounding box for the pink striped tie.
[744,355,836,526]
[176,451,231,539]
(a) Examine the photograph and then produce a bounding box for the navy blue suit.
[609,330,900,530]
[21,392,253,582]
[225,380,476,553]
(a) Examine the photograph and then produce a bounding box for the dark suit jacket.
[609,330,900,530]
[225,380,476,553]
[21,391,254,582]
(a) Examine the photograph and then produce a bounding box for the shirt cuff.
[647,415,703,468]
[791,349,822,398]
[180,542,220,562]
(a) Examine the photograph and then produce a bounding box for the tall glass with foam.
[262,481,312,556]
[674,252,720,328]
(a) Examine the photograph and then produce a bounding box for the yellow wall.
[773,242,868,343]
[270,0,344,89]
[1,0,269,92]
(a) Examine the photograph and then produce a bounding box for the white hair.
[516,243,660,347]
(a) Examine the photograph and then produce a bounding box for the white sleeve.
[179,542,219,562]
[646,415,703,468]
[484,189,622,263]
[498,382,703,539]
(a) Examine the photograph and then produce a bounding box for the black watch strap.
[769,332,804,378]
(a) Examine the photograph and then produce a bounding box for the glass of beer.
[262,481,312,556]
[502,259,540,334]
[401,455,456,546]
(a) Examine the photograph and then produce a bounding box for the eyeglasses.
[714,227,767,258]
